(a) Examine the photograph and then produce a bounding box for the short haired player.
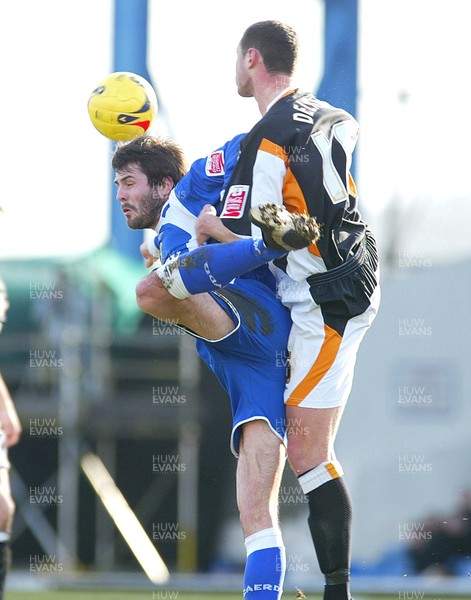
[149,20,381,600]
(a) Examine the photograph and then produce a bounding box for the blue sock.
[243,528,285,599]
[157,238,285,299]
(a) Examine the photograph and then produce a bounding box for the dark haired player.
[113,133,318,599]
[152,20,381,600]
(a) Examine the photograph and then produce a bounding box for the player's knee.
[135,274,177,319]
[237,426,283,537]
[287,439,329,476]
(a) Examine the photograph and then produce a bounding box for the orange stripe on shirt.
[348,172,357,197]
[257,139,321,257]
[283,164,307,214]
[259,137,287,162]
[282,168,321,257]
[258,137,310,214]
[325,462,341,479]
[281,88,298,101]
[286,323,342,406]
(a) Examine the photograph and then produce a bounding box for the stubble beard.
[126,189,164,230]
[237,79,254,98]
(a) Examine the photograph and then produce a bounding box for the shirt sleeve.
[156,192,199,263]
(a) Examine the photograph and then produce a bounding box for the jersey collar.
[266,87,298,113]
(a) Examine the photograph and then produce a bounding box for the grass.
[2,594,312,600]
[4,593,243,600]
[3,591,466,600]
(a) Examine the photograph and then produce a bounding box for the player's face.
[114,164,164,230]
[235,44,253,98]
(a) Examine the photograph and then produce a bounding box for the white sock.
[298,460,344,494]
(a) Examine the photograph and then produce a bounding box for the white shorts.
[283,232,381,409]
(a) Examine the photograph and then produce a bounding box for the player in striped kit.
[149,21,381,600]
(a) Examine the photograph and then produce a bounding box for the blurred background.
[1,0,470,596]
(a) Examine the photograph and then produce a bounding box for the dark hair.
[239,20,298,76]
[112,135,187,186]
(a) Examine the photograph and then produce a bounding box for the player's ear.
[246,47,260,67]
[153,176,174,199]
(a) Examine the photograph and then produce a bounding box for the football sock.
[0,538,11,596]
[243,527,285,599]
[299,462,352,600]
[156,238,285,299]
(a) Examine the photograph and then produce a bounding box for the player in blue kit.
[152,134,289,458]
[112,134,317,599]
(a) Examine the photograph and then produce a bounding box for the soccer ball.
[87,72,158,141]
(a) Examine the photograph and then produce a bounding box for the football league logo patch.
[220,185,249,218]
[205,150,225,176]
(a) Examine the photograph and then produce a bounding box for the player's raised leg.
[136,271,236,340]
[250,203,321,253]
[157,204,320,300]
[237,420,286,599]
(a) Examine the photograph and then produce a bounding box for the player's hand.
[140,241,157,268]
[196,205,240,246]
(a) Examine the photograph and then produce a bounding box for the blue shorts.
[193,277,291,457]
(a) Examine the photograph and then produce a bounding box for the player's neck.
[254,74,292,115]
